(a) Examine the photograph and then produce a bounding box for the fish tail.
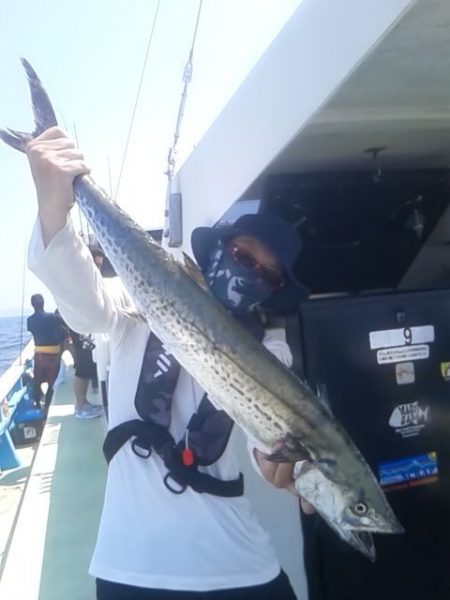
[0,58,58,153]
[0,128,33,152]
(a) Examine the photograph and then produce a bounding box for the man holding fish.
[26,126,312,598]
[1,60,403,600]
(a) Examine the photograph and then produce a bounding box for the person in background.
[27,293,66,412]
[69,328,103,419]
[67,247,105,419]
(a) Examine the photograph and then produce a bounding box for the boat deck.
[0,366,106,600]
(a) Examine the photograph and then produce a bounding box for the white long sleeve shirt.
[28,218,293,591]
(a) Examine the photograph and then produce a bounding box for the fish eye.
[353,502,368,515]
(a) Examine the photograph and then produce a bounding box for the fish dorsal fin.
[316,382,333,416]
[181,251,209,292]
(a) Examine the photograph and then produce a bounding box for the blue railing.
[0,343,43,471]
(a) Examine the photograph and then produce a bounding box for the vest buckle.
[131,437,152,459]
[163,472,187,495]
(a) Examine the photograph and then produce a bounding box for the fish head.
[294,458,403,560]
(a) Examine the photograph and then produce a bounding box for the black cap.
[191,213,309,313]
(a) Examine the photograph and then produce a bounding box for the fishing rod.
[164,0,203,247]
[115,0,162,202]
[18,241,27,366]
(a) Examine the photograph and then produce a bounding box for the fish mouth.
[345,530,376,562]
[374,515,404,535]
[342,515,403,561]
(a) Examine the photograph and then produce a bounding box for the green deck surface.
[38,371,106,600]
[0,367,107,600]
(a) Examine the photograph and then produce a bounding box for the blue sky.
[0,0,301,316]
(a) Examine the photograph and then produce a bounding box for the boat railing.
[0,341,35,471]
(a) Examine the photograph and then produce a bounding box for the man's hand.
[26,126,90,246]
[253,448,315,515]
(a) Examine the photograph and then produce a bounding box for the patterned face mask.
[205,240,276,314]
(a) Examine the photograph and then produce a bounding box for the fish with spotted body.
[0,59,403,560]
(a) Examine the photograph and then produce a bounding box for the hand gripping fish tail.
[0,58,404,560]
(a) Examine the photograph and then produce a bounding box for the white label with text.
[377,345,429,364]
[369,326,434,350]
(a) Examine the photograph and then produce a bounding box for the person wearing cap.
[191,212,308,316]
[26,127,311,599]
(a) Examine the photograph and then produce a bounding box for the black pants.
[96,570,297,599]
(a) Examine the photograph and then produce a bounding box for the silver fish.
[0,59,403,560]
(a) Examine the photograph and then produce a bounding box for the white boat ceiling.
[172,0,450,252]
[266,0,450,176]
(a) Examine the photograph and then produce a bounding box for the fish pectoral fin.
[316,382,333,416]
[181,252,209,292]
[266,448,293,463]
[267,435,311,463]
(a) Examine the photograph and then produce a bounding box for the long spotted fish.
[0,59,403,560]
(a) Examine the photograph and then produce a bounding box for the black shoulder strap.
[103,420,244,498]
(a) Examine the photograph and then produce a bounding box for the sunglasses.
[227,243,284,289]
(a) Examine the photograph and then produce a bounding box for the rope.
[114,0,162,201]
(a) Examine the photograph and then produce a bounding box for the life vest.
[103,314,264,497]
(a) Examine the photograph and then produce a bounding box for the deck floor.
[0,366,106,600]
[0,445,36,569]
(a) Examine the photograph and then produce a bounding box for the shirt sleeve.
[91,277,130,380]
[261,327,293,368]
[27,217,132,339]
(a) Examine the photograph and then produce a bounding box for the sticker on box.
[440,362,450,382]
[378,452,438,491]
[388,401,429,438]
[377,345,429,365]
[369,326,434,350]
[24,426,37,439]
[395,362,415,385]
